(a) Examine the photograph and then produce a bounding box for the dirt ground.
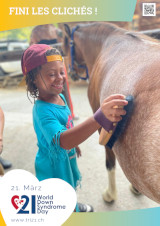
[0,84,159,212]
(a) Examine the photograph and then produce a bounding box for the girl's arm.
[60,94,128,150]
[60,116,100,150]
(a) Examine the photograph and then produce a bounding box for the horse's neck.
[75,26,112,73]
[74,34,102,74]
[74,24,124,74]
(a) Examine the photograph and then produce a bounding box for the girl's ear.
[64,24,71,38]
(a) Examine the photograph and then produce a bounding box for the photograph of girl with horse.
[1,20,160,212]
[63,22,160,204]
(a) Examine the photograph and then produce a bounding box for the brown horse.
[63,22,160,204]
[30,24,62,45]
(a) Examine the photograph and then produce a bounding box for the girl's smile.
[51,83,64,90]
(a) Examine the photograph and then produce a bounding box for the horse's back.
[100,35,160,98]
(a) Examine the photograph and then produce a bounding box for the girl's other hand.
[76,146,82,158]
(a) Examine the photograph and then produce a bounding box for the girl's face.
[35,60,66,97]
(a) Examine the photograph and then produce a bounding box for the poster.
[0,0,160,225]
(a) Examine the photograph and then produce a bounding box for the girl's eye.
[60,71,65,75]
[49,74,56,77]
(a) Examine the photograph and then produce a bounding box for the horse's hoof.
[102,189,117,203]
[130,184,141,195]
[0,163,4,176]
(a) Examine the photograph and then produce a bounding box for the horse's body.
[64,22,160,203]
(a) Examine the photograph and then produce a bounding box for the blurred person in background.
[0,106,12,175]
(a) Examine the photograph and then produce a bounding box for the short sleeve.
[39,112,66,145]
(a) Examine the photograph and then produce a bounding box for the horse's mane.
[76,22,159,46]
[77,22,124,43]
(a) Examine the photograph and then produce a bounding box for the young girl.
[21,44,128,212]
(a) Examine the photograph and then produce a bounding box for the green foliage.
[0,27,34,41]
[0,24,58,42]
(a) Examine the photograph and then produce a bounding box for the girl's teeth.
[54,85,63,88]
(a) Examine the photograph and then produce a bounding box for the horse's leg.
[103,146,117,202]
[0,163,4,176]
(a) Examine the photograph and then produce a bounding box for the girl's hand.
[101,94,128,122]
[76,146,82,158]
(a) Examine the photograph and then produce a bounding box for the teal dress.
[33,94,81,190]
